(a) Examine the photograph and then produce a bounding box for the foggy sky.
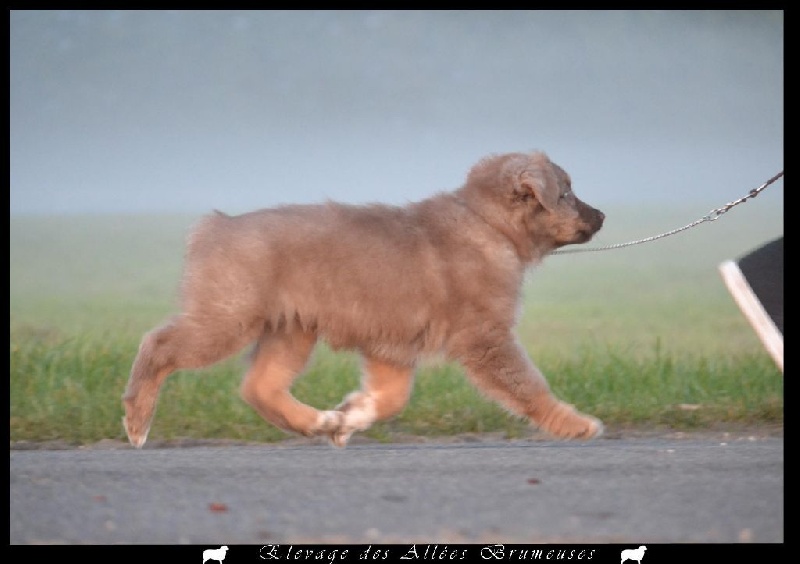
[10,10,784,215]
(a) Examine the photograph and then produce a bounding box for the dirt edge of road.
[10,423,783,451]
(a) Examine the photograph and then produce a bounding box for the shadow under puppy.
[123,151,605,448]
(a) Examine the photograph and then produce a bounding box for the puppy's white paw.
[326,393,378,448]
[330,429,354,448]
[584,415,604,439]
[314,410,344,433]
[122,415,149,449]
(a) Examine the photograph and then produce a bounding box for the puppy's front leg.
[328,358,415,447]
[453,333,602,440]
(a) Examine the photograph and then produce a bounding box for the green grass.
[9,204,784,445]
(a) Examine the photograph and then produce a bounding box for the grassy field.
[10,201,784,445]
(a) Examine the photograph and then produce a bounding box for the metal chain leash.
[552,170,784,255]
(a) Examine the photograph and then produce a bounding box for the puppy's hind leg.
[453,333,602,440]
[122,314,260,448]
[240,330,344,438]
[329,358,415,448]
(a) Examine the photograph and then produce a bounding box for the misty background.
[10,10,783,216]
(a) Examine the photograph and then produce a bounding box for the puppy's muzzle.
[574,202,605,243]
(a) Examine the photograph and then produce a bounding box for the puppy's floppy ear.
[513,154,559,212]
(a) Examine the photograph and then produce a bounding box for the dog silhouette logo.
[203,546,228,564]
[620,546,646,564]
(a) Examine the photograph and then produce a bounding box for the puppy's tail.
[185,210,232,252]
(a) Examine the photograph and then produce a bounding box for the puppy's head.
[462,151,604,256]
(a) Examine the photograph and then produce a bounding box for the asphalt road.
[9,432,783,544]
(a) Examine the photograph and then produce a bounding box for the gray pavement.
[9,434,783,544]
